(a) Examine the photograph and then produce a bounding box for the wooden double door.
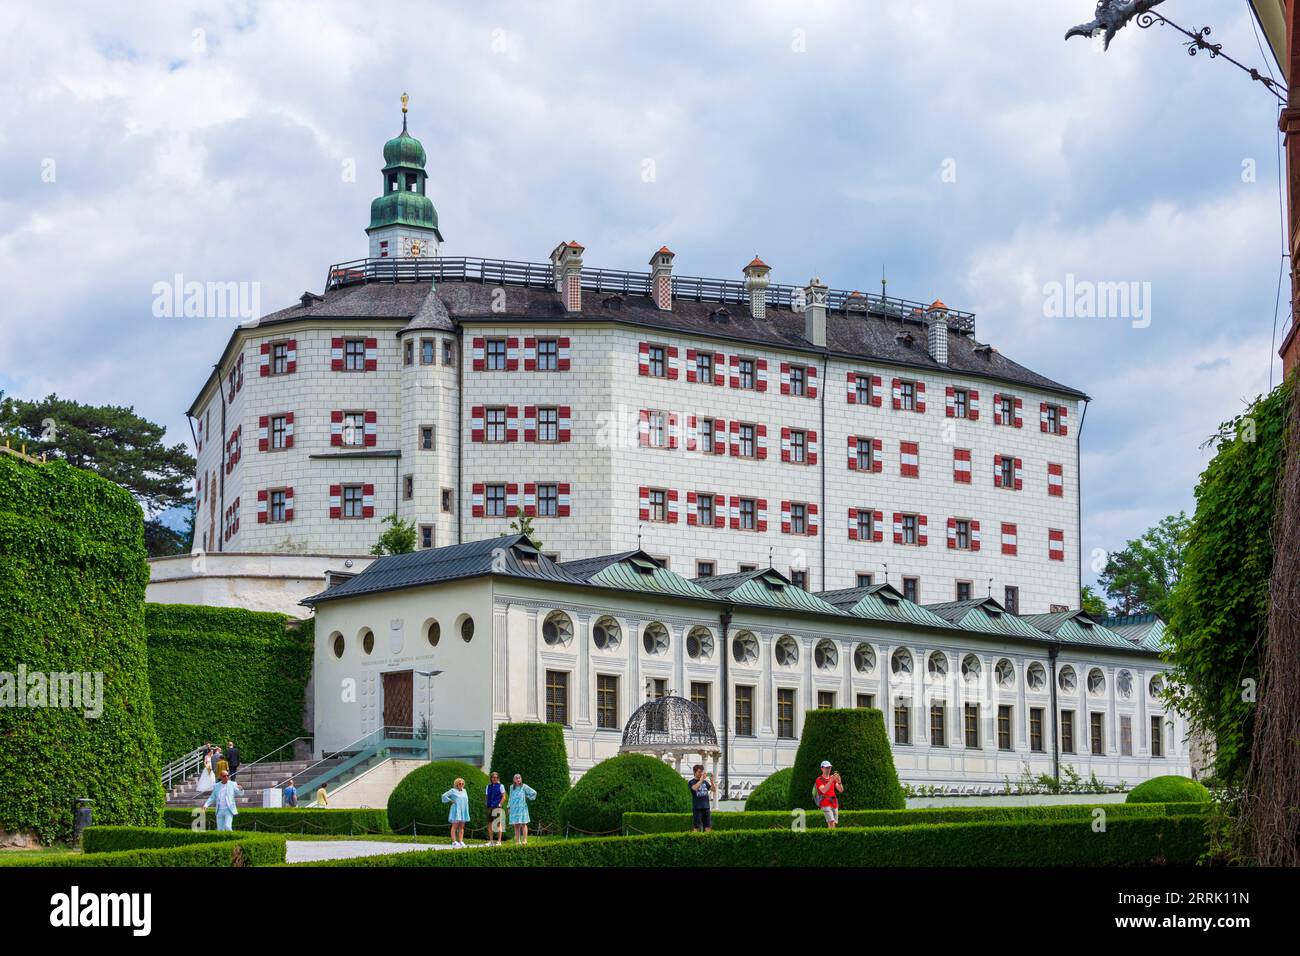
[383,670,414,731]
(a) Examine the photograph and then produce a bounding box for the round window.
[732,632,759,665]
[1026,662,1046,691]
[891,647,913,676]
[853,643,876,674]
[961,654,981,683]
[461,617,474,642]
[362,630,374,655]
[995,659,1014,689]
[1087,668,1106,696]
[331,634,345,659]
[593,616,621,650]
[1059,665,1077,693]
[543,611,574,647]
[814,640,838,670]
[775,636,799,667]
[643,622,669,656]
[927,652,948,680]
[427,621,440,647]
[686,626,714,660]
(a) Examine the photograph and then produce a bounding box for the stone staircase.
[166,758,344,807]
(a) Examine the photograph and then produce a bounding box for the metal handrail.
[322,255,977,334]
[162,745,207,791]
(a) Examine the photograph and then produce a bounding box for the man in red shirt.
[815,760,844,828]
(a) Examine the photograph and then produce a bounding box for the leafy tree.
[0,391,195,557]
[1165,383,1288,785]
[1098,512,1188,618]
[370,513,417,555]
[1079,585,1107,617]
[509,506,542,551]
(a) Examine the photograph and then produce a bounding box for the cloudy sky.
[0,0,1285,585]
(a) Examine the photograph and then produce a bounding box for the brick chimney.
[803,277,827,347]
[926,299,949,365]
[650,246,674,311]
[551,241,585,312]
[743,256,771,319]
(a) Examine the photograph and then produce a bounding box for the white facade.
[309,565,1187,792]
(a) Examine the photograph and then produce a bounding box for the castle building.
[181,104,1088,615]
[302,535,1187,790]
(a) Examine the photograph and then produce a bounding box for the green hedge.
[624,801,1212,834]
[146,604,312,763]
[790,708,904,811]
[744,768,794,811]
[488,723,571,831]
[301,815,1208,867]
[82,825,257,852]
[388,761,490,834]
[161,807,390,834]
[558,754,691,836]
[4,834,286,867]
[1127,776,1212,804]
[0,456,164,844]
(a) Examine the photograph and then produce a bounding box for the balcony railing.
[325,255,977,335]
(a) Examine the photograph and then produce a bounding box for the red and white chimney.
[650,246,674,311]
[551,241,585,312]
[743,256,771,319]
[926,299,949,365]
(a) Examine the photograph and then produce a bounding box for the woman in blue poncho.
[441,777,470,848]
[508,773,538,845]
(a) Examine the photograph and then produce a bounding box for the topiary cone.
[488,722,571,831]
[788,708,905,811]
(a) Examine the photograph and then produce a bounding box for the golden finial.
[401,92,409,114]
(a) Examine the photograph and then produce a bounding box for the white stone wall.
[191,309,1081,614]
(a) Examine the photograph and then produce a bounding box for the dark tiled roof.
[558,550,645,581]
[690,568,780,595]
[236,279,1085,399]
[302,534,581,605]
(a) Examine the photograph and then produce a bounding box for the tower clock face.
[404,237,424,258]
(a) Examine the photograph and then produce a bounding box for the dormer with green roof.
[366,93,444,259]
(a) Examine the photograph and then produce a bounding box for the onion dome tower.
[366,93,444,258]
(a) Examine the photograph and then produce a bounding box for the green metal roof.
[1022,611,1136,650]
[924,599,1052,641]
[817,584,951,628]
[383,130,427,169]
[694,568,849,616]
[564,552,717,601]
[1101,614,1169,652]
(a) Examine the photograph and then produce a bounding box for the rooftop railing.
[324,255,977,335]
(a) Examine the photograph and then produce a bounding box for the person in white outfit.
[195,744,216,794]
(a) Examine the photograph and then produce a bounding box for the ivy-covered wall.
[0,455,164,843]
[145,604,312,764]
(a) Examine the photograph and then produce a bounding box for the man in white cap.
[814,760,844,828]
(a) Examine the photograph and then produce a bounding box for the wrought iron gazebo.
[620,695,721,800]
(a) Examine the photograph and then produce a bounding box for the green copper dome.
[382,130,427,170]
[366,104,443,240]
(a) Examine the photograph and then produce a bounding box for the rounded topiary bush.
[789,708,905,811]
[1126,775,1212,804]
[387,760,489,834]
[559,754,691,835]
[489,722,571,831]
[745,767,794,811]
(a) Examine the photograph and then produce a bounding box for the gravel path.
[285,840,475,863]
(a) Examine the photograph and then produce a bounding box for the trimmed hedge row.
[146,604,312,763]
[300,815,1208,867]
[624,801,1212,834]
[161,807,390,834]
[82,825,260,853]
[3,834,286,867]
[0,456,164,844]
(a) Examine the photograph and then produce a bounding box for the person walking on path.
[485,772,507,846]
[508,774,537,845]
[204,770,244,831]
[442,777,470,848]
[689,765,715,832]
[814,760,844,829]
